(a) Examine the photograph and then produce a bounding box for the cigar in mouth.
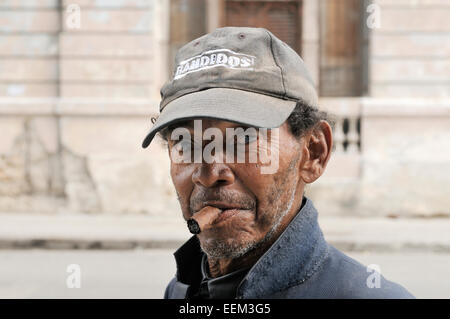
[187,206,222,234]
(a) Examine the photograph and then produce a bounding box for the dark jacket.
[164,197,414,299]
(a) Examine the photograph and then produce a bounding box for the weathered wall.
[0,0,180,216]
[0,0,449,218]
[308,98,450,217]
[370,0,450,97]
[307,0,450,217]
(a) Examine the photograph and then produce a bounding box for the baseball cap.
[141,27,318,148]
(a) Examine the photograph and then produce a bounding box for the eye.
[236,133,257,145]
[174,139,191,150]
[172,140,193,159]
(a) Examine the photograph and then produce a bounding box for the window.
[169,0,207,75]
[319,0,369,96]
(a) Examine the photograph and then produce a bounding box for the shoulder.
[163,277,177,299]
[271,245,414,299]
[325,245,414,298]
[164,276,194,299]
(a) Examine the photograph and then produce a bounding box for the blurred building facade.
[0,0,448,217]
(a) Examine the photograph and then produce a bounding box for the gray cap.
[142,27,318,148]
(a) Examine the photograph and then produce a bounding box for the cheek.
[240,152,293,201]
[240,149,298,224]
[233,164,278,229]
[242,130,299,198]
[170,163,195,217]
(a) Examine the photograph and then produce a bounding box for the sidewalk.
[0,213,449,252]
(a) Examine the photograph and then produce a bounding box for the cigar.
[187,206,222,234]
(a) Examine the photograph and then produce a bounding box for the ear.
[300,121,333,184]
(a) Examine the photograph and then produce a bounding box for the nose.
[192,163,235,188]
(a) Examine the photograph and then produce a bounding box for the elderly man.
[142,27,413,299]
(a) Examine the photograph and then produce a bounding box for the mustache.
[190,189,256,214]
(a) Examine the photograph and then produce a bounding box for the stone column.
[207,0,225,33]
[301,0,320,88]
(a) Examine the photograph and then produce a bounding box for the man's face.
[167,119,305,259]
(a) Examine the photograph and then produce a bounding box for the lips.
[194,201,251,225]
[199,201,245,211]
[212,208,243,224]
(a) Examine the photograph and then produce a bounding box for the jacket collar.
[237,197,328,298]
[173,196,328,298]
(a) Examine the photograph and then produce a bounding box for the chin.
[199,233,260,259]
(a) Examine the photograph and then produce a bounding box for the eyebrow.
[166,120,255,136]
[168,120,194,131]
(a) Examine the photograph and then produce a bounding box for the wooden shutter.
[170,0,207,75]
[225,0,302,54]
[319,0,367,96]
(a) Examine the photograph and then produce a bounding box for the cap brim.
[141,88,296,148]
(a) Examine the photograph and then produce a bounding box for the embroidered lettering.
[173,49,256,80]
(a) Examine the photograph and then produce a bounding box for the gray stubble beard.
[200,148,302,260]
[199,179,298,260]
